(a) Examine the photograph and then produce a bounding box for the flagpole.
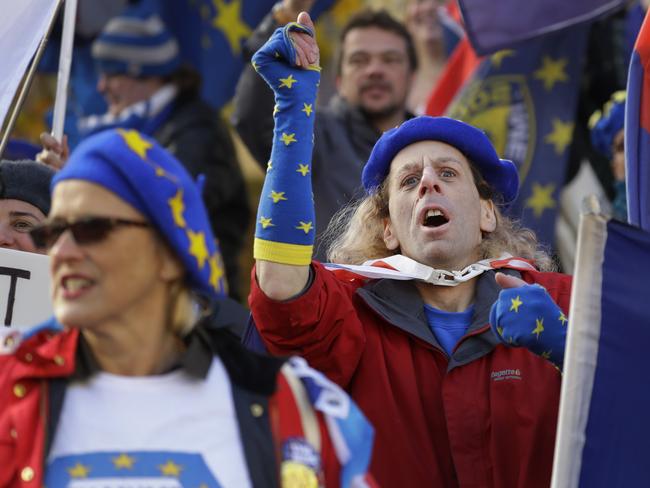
[0,0,64,159]
[51,0,78,141]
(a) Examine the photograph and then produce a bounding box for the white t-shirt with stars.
[46,357,251,488]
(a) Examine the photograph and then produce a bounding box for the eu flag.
[625,8,650,231]
[551,205,650,487]
[446,26,589,248]
[458,0,625,55]
[157,0,336,110]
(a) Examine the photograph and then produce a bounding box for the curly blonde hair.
[323,165,556,272]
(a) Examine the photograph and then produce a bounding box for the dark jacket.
[232,15,386,260]
[250,260,572,487]
[156,92,250,299]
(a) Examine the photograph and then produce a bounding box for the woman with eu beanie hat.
[0,159,54,254]
[0,129,375,487]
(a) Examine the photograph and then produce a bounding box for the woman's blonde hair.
[323,164,556,272]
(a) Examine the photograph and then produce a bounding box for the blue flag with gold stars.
[447,25,589,248]
[156,0,335,109]
[551,216,650,487]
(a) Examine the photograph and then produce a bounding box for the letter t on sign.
[0,267,31,326]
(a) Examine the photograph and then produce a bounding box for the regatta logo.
[491,369,522,381]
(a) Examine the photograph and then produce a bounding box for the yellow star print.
[259,216,275,228]
[281,132,297,145]
[113,453,136,469]
[187,229,209,269]
[68,462,91,478]
[168,189,186,228]
[296,221,313,234]
[279,74,297,89]
[497,326,504,337]
[525,183,556,218]
[297,164,310,176]
[534,56,568,91]
[545,118,574,154]
[302,103,313,116]
[510,295,523,313]
[559,312,568,326]
[209,253,225,290]
[211,0,251,55]
[491,49,515,68]
[532,318,545,339]
[159,460,183,476]
[269,190,287,203]
[118,129,152,159]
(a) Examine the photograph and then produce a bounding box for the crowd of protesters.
[0,0,643,486]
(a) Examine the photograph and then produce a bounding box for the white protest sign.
[0,247,52,332]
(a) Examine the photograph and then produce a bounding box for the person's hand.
[289,12,319,68]
[490,272,568,371]
[36,132,69,170]
[274,0,316,25]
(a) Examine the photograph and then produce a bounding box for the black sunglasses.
[30,216,150,250]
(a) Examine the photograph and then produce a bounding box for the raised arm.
[253,12,320,300]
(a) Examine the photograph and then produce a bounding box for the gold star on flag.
[168,189,186,228]
[525,183,556,218]
[209,253,225,290]
[296,164,310,176]
[279,74,297,89]
[267,160,273,172]
[541,350,552,360]
[155,167,167,177]
[252,60,258,71]
[302,103,313,116]
[68,462,91,478]
[532,318,545,339]
[510,295,523,312]
[259,216,274,228]
[545,118,574,154]
[491,49,515,68]
[534,56,568,91]
[187,230,209,269]
[118,129,152,159]
[281,132,297,145]
[497,326,504,337]
[296,221,313,234]
[159,460,183,476]
[559,312,568,326]
[273,104,280,116]
[113,453,136,469]
[269,191,287,203]
[211,0,251,55]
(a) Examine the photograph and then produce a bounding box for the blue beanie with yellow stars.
[251,22,321,265]
[52,129,227,299]
[362,116,519,205]
[589,91,626,159]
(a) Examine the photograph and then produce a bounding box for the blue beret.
[589,91,626,159]
[92,3,180,78]
[362,116,519,205]
[52,129,227,299]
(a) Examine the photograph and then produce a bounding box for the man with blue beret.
[247,12,572,487]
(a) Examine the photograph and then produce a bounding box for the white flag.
[0,1,59,129]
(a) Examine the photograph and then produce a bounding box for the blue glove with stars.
[251,19,321,266]
[490,281,569,371]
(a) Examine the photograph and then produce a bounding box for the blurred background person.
[0,160,54,254]
[38,1,249,300]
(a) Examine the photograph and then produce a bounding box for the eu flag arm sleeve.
[251,22,321,266]
[490,283,568,371]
